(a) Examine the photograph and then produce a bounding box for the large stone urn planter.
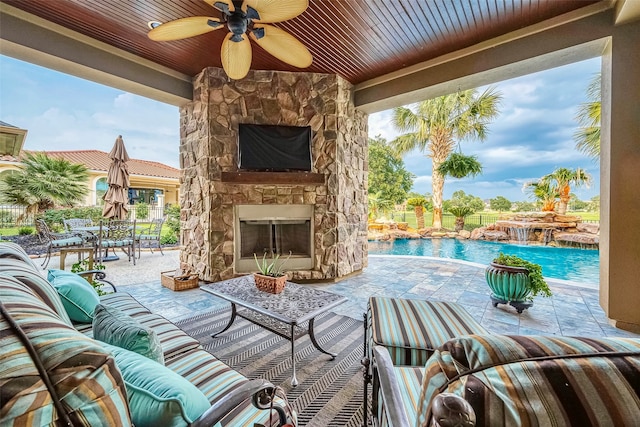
[485,262,533,313]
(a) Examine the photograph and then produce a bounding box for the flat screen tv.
[238,124,312,172]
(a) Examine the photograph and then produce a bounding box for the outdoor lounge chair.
[36,218,85,269]
[137,217,164,257]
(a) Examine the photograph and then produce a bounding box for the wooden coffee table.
[201,275,348,386]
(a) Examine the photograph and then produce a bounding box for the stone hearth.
[179,68,368,282]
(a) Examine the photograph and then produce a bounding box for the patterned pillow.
[93,303,164,364]
[0,275,131,426]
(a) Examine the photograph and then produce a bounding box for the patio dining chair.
[137,217,165,258]
[63,218,98,246]
[35,218,85,269]
[97,219,136,265]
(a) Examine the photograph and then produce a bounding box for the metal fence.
[0,205,167,230]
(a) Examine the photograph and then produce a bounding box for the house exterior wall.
[179,68,369,282]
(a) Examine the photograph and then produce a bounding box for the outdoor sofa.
[0,242,296,426]
[364,296,640,426]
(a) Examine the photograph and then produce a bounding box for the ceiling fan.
[148,0,312,80]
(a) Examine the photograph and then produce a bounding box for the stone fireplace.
[179,68,369,282]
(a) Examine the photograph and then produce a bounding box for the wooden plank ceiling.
[4,0,602,84]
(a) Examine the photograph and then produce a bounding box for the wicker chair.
[36,219,85,268]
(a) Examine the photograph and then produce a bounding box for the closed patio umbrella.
[102,135,130,219]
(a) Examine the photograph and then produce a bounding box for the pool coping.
[368,254,599,291]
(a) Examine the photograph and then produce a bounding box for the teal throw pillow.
[47,269,100,323]
[102,343,210,427]
[93,304,164,364]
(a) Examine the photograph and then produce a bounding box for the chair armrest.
[372,345,412,427]
[190,379,290,427]
[76,270,117,292]
[431,393,476,427]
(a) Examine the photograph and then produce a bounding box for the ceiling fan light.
[147,21,162,30]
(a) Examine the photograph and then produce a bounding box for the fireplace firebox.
[235,205,314,273]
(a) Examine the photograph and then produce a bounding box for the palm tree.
[574,73,600,159]
[391,88,501,229]
[541,167,591,215]
[523,180,558,212]
[367,193,394,220]
[446,205,475,232]
[406,196,429,229]
[0,152,89,222]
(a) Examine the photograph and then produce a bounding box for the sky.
[369,58,601,202]
[1,55,600,202]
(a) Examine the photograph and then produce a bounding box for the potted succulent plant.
[253,251,291,294]
[485,253,552,313]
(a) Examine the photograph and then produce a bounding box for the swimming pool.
[368,239,599,284]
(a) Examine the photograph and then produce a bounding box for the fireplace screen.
[239,219,311,259]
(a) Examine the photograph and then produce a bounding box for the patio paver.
[50,250,638,339]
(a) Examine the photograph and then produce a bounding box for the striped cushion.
[75,293,153,335]
[76,304,201,360]
[0,259,72,326]
[165,348,296,426]
[133,313,202,359]
[0,241,42,271]
[139,234,159,240]
[50,237,84,247]
[367,297,487,367]
[100,292,153,316]
[0,276,131,426]
[417,335,640,427]
[377,367,423,426]
[100,239,133,248]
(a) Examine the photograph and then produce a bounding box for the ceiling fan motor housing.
[227,12,248,41]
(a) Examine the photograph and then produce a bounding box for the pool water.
[368,239,599,284]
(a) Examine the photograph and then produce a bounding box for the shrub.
[135,202,149,220]
[18,226,34,235]
[160,234,178,245]
[42,207,104,229]
[71,260,108,296]
[0,210,14,226]
[164,204,180,242]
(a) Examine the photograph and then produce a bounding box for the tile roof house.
[0,149,180,207]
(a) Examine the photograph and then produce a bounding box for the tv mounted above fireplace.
[238,124,312,172]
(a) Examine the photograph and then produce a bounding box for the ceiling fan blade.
[221,32,253,80]
[148,17,222,41]
[250,24,312,68]
[242,0,308,23]
[203,0,235,14]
